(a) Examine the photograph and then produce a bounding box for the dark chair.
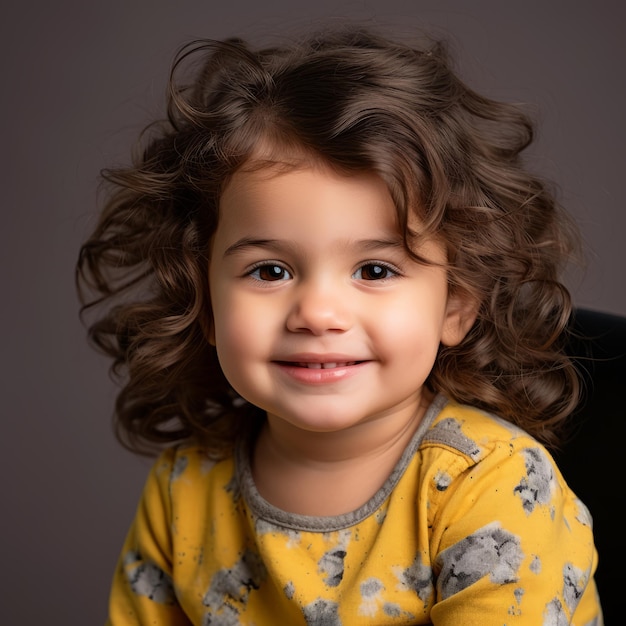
[556,308,626,623]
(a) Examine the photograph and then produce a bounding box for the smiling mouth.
[277,361,363,369]
[296,361,359,369]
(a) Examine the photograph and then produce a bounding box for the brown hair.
[77,27,580,456]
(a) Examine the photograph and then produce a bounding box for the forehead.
[218,164,399,233]
[211,163,446,267]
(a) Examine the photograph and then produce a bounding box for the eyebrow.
[223,238,287,257]
[222,236,405,257]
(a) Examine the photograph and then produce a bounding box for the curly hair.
[77,26,581,456]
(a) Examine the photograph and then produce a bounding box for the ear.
[440,292,478,347]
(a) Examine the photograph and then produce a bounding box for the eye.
[353,263,398,281]
[248,263,292,282]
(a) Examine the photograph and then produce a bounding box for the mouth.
[291,361,361,369]
[275,358,366,370]
[272,358,368,383]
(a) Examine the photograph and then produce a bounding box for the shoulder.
[412,399,600,622]
[424,398,530,450]
[152,443,226,476]
[420,397,548,468]
[143,444,237,505]
[417,397,590,522]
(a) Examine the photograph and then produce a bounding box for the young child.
[78,26,603,625]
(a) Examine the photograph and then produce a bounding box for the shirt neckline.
[235,393,447,532]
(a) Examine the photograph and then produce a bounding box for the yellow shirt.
[107,395,603,624]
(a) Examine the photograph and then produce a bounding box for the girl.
[78,26,603,625]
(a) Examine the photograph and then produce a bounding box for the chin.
[267,405,382,433]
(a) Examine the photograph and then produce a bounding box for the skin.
[208,164,476,515]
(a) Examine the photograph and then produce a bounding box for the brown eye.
[249,264,291,281]
[353,263,396,280]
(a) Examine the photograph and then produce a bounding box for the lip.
[272,354,370,384]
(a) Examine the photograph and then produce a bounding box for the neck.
[251,392,433,515]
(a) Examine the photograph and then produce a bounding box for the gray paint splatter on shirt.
[124,552,176,604]
[201,604,240,626]
[383,602,406,617]
[562,563,586,614]
[434,470,452,492]
[437,522,523,599]
[575,498,593,527]
[423,417,482,460]
[256,518,301,547]
[361,577,384,598]
[171,455,188,481]
[202,549,267,621]
[513,447,554,514]
[530,555,542,574]
[543,598,568,626]
[318,530,351,587]
[284,581,295,599]
[394,553,433,604]
[302,598,342,626]
[358,578,385,617]
[319,548,347,587]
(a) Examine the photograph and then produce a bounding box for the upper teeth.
[299,362,355,369]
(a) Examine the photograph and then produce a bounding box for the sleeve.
[106,449,192,626]
[426,440,603,625]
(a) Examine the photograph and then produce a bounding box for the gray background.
[2,1,624,622]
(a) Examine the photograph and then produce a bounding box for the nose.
[285,278,352,335]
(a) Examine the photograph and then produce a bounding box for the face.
[208,165,474,435]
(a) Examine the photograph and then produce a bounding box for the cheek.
[212,315,255,395]
[368,296,446,358]
[211,293,273,364]
[214,306,252,354]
